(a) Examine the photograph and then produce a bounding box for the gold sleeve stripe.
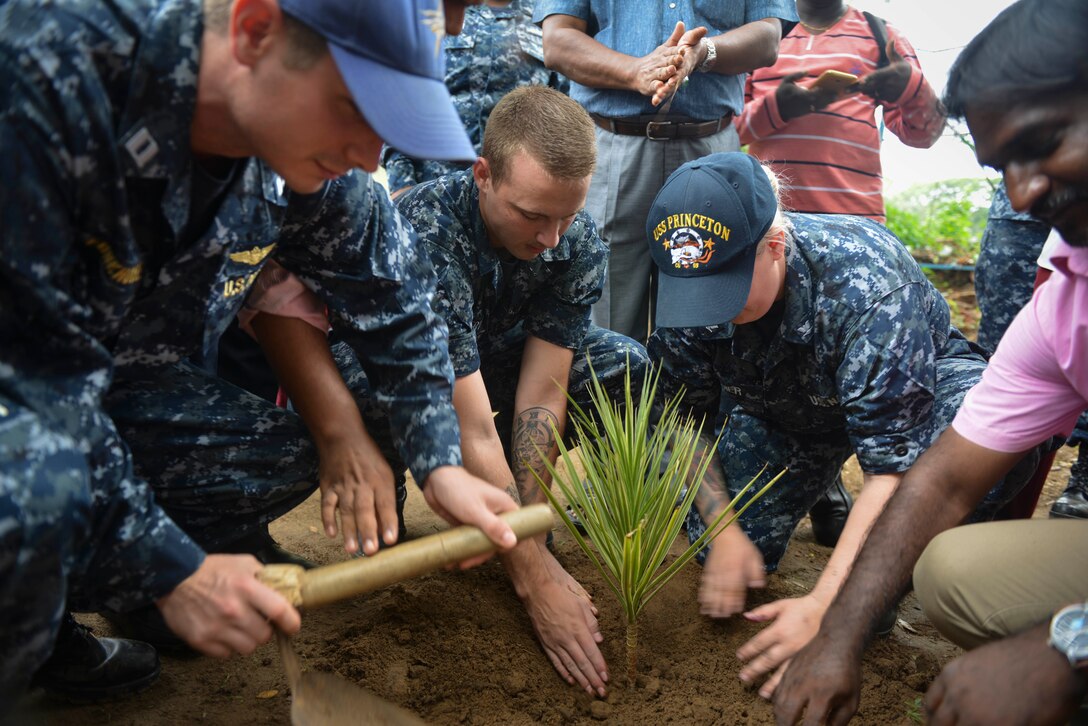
[85,238,142,285]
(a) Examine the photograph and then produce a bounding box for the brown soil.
[16,452,1075,726]
[14,282,1076,726]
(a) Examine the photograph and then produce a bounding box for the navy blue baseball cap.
[279,0,475,162]
[646,152,778,328]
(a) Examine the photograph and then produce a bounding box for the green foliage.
[533,360,782,683]
[905,696,924,724]
[885,177,996,265]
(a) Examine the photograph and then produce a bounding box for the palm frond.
[531,357,781,630]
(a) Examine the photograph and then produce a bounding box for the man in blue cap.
[0,0,518,708]
[533,0,859,552]
[644,152,1039,700]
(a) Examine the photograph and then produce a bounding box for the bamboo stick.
[259,504,553,609]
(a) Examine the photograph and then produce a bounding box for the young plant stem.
[531,358,783,689]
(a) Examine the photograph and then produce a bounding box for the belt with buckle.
[590,113,734,140]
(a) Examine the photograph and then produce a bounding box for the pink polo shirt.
[953,240,1088,452]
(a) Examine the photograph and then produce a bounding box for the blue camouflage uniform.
[382,0,566,195]
[648,214,1036,570]
[0,0,462,699]
[975,182,1051,353]
[396,169,649,468]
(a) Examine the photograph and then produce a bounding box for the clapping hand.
[639,22,708,107]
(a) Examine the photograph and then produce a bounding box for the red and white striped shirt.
[736,8,945,222]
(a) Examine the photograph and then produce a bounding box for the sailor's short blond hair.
[482,86,596,184]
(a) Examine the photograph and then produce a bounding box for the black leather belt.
[590,113,733,140]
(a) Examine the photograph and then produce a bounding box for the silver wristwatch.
[1048,603,1088,668]
[697,38,717,73]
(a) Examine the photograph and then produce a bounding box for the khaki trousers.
[914,519,1088,649]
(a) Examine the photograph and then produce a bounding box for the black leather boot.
[103,604,192,656]
[32,613,160,703]
[219,524,315,569]
[809,475,853,547]
[1051,444,1088,519]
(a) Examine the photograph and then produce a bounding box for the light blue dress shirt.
[533,0,797,119]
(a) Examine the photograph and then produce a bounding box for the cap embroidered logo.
[666,228,715,269]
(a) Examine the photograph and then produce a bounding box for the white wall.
[850,0,1015,193]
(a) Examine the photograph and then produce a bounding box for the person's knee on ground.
[918,449,1046,629]
[914,519,1088,651]
[106,362,321,557]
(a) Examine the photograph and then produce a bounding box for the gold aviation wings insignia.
[229,244,276,266]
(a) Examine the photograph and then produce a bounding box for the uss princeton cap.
[279,0,475,162]
[646,152,778,328]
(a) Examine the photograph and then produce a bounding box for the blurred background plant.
[885,155,994,336]
[886,176,993,267]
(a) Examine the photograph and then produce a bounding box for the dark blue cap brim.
[330,44,476,162]
[655,241,759,328]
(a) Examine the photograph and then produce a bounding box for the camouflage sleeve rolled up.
[274,173,462,485]
[524,211,606,350]
[647,326,724,426]
[836,282,942,474]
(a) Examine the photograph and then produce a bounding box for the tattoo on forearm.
[690,435,729,522]
[512,407,560,506]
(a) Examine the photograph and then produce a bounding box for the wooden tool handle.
[260,504,553,609]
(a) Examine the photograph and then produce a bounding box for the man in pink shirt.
[773,1,1088,724]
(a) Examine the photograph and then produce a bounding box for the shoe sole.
[38,662,161,704]
[1049,509,1088,520]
